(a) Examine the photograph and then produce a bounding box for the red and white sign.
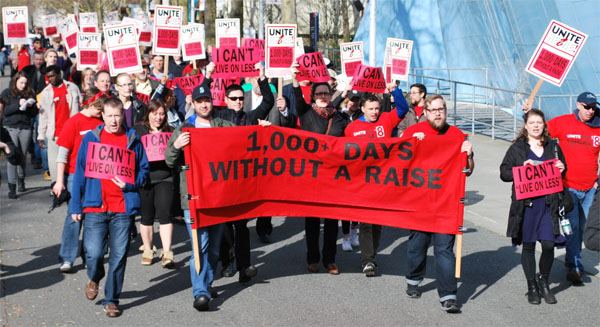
[77,33,101,71]
[41,14,59,38]
[350,64,386,93]
[512,159,563,200]
[340,41,363,78]
[104,23,142,76]
[85,142,135,184]
[122,17,142,35]
[79,12,98,33]
[181,24,206,61]
[2,7,29,45]
[295,37,304,59]
[386,38,413,82]
[105,11,120,25]
[215,18,240,48]
[152,5,183,56]
[242,38,265,61]
[296,52,330,83]
[141,132,172,162]
[174,74,205,96]
[58,15,79,56]
[526,20,587,87]
[265,24,296,78]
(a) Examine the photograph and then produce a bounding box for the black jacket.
[293,85,345,136]
[21,64,47,95]
[500,136,572,240]
[214,77,274,126]
[328,109,363,137]
[0,89,37,129]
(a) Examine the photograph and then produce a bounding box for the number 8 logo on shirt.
[375,126,385,138]
[592,135,600,147]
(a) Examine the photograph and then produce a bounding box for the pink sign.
[512,159,563,200]
[45,26,58,36]
[65,33,78,50]
[85,142,135,184]
[242,38,265,61]
[156,28,179,49]
[174,74,205,96]
[212,47,260,78]
[392,58,408,76]
[350,64,386,94]
[268,46,294,68]
[185,42,204,56]
[344,61,361,78]
[6,23,26,38]
[296,52,330,83]
[219,37,238,48]
[79,50,99,65]
[82,27,97,33]
[140,31,152,43]
[111,48,139,69]
[211,78,237,107]
[532,49,569,80]
[141,133,172,162]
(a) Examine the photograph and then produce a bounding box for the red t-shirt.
[414,105,424,118]
[53,83,70,137]
[547,113,600,189]
[403,121,466,138]
[84,129,128,213]
[56,112,103,174]
[17,48,30,72]
[344,111,401,138]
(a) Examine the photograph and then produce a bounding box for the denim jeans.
[58,175,85,265]
[565,187,596,271]
[184,210,224,299]
[84,211,131,306]
[0,51,7,75]
[406,230,457,302]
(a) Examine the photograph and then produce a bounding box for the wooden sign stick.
[455,232,463,278]
[163,55,170,76]
[526,78,544,109]
[278,77,283,98]
[191,228,201,274]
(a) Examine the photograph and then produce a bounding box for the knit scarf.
[312,103,336,120]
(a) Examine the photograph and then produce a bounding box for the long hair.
[10,71,34,99]
[80,68,96,92]
[142,99,172,132]
[513,108,550,146]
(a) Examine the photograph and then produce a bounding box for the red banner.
[149,76,175,89]
[211,78,237,106]
[183,126,466,234]
[174,74,205,96]
[212,47,260,78]
[296,52,331,83]
[350,64,386,93]
[136,92,150,104]
[512,159,563,200]
[242,38,265,61]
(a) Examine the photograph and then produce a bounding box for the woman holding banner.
[500,108,569,305]
[134,99,176,268]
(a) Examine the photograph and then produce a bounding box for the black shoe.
[239,265,257,283]
[17,178,26,192]
[566,270,583,286]
[208,287,218,298]
[221,263,235,278]
[406,284,421,298]
[526,280,541,305]
[8,183,17,199]
[537,274,557,304]
[258,233,271,244]
[193,295,210,311]
[440,299,460,313]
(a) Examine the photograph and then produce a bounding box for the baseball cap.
[577,92,597,105]
[192,83,211,101]
[346,89,363,100]
[327,69,337,80]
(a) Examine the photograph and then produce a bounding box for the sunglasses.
[228,96,244,101]
[582,104,596,110]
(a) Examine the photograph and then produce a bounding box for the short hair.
[44,49,58,59]
[94,70,111,83]
[45,65,61,75]
[310,82,332,99]
[424,94,446,110]
[115,73,132,83]
[103,97,124,112]
[410,83,427,97]
[33,51,45,57]
[225,84,244,97]
[361,93,381,106]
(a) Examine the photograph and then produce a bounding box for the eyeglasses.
[314,92,331,97]
[228,96,244,101]
[426,107,445,114]
[118,83,133,87]
[582,104,596,110]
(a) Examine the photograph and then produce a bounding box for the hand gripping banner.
[183,126,466,234]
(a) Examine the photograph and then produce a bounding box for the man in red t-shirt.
[402,94,473,314]
[544,92,600,284]
[53,88,105,273]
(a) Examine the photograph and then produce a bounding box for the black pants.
[256,216,273,236]
[305,217,338,265]
[521,241,555,281]
[220,219,251,271]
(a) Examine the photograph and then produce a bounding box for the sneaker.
[85,280,99,300]
[441,299,460,313]
[44,171,51,181]
[406,284,421,298]
[362,262,375,277]
[342,237,352,252]
[566,270,583,286]
[350,228,359,247]
[59,262,72,273]
[103,303,121,317]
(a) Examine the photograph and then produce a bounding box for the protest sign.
[139,18,153,47]
[174,74,205,96]
[215,18,240,48]
[295,37,305,59]
[350,64,386,93]
[134,10,149,22]
[153,5,183,56]
[526,20,587,87]
[2,7,29,45]
[105,11,120,25]
[296,52,330,83]
[265,24,296,78]
[104,23,142,76]
[122,17,142,35]
[79,12,98,33]
[386,38,413,81]
[181,24,206,61]
[58,15,79,56]
[85,142,135,184]
[141,132,172,162]
[212,47,260,78]
[41,14,59,38]
[340,41,363,78]
[512,159,563,200]
[242,38,265,61]
[211,78,237,106]
[183,125,466,233]
[149,76,175,89]
[77,33,101,70]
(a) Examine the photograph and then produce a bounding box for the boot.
[527,280,541,305]
[537,274,557,304]
[8,183,17,199]
[17,178,26,192]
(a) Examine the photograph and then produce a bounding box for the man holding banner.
[70,97,149,317]
[403,94,474,313]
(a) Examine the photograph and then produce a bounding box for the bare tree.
[281,0,297,25]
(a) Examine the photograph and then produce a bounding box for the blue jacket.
[70,125,149,216]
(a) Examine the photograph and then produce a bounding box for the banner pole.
[192,229,201,274]
[526,78,543,109]
[277,77,283,98]
[164,55,170,76]
[455,233,462,278]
